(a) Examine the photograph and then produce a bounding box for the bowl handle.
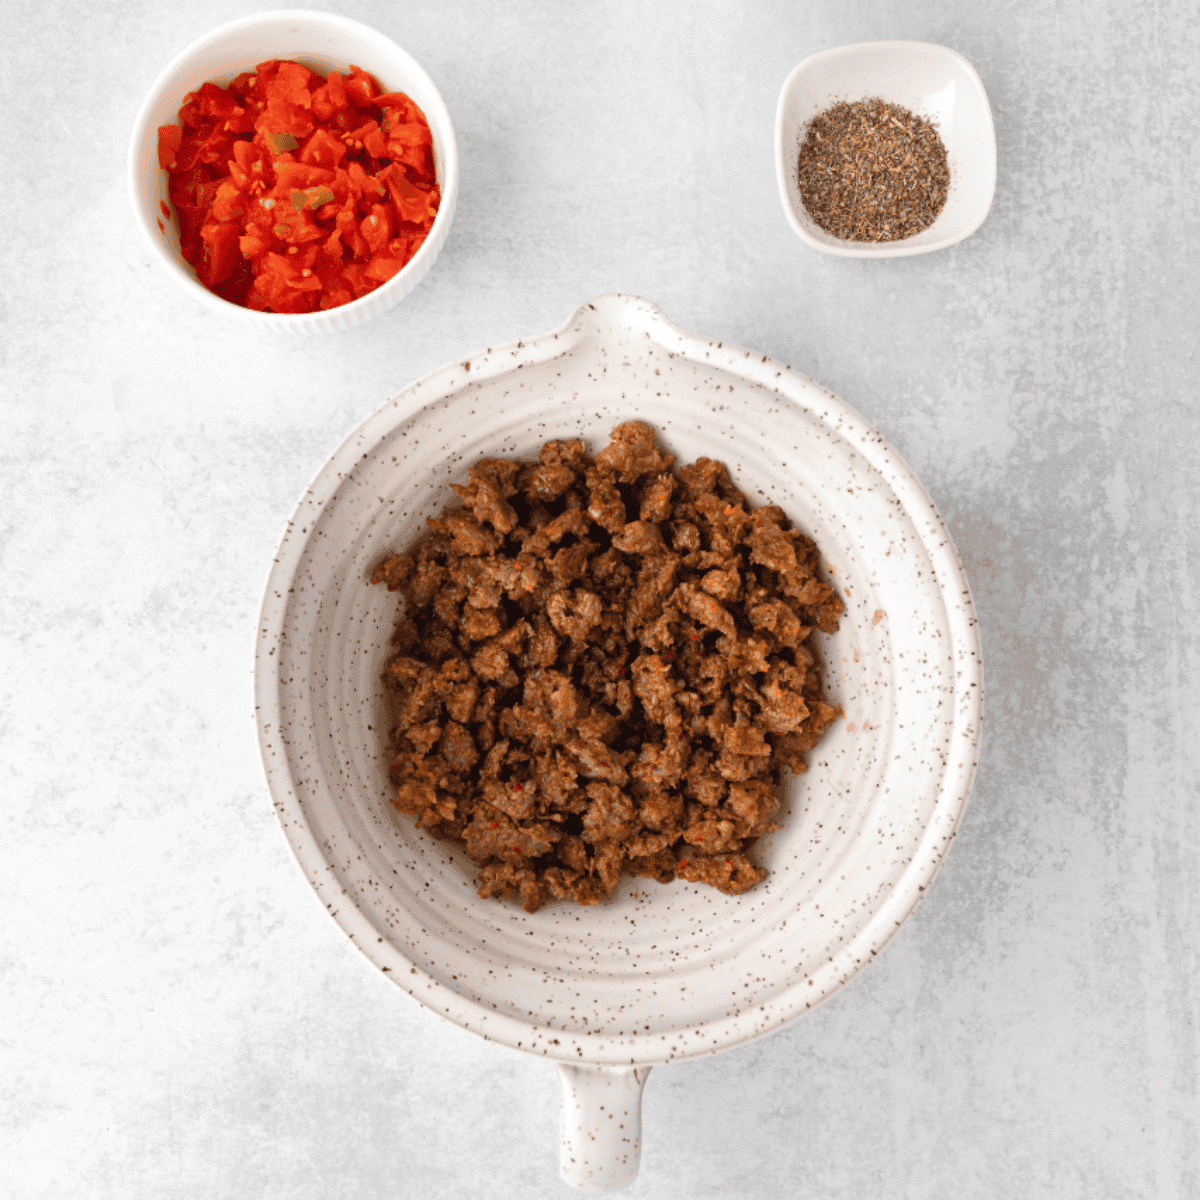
[555,1062,652,1192]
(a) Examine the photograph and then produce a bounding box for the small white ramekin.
[128,10,458,333]
[776,41,996,258]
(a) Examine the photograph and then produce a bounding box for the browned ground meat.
[371,423,841,912]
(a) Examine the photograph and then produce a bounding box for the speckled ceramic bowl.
[128,10,458,333]
[254,295,983,1191]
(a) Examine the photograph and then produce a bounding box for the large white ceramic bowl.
[254,295,983,1190]
[128,10,458,333]
[776,41,996,258]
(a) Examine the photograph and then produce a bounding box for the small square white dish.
[775,41,996,258]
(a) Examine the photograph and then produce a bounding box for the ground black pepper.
[796,98,949,242]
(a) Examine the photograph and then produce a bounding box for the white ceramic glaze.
[128,10,458,333]
[775,42,996,257]
[254,294,984,1189]
[557,1064,650,1192]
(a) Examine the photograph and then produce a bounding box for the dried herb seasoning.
[796,98,949,242]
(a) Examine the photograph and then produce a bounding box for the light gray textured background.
[3,1,1197,1197]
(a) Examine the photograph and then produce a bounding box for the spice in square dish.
[797,98,949,241]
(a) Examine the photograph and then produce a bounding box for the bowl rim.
[774,39,997,259]
[253,294,985,1066]
[126,8,459,328]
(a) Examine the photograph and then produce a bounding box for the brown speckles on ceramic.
[556,1063,650,1191]
[254,294,983,1185]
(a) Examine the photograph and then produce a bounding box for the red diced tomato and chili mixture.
[156,60,440,313]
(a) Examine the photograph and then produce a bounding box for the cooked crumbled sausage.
[585,467,627,534]
[639,474,676,523]
[450,459,521,534]
[595,421,676,483]
[372,421,841,912]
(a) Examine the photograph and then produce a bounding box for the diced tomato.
[274,161,335,190]
[160,60,439,312]
[252,251,316,312]
[224,108,257,136]
[286,269,323,292]
[191,122,236,169]
[387,135,434,178]
[319,276,355,309]
[321,228,344,257]
[299,128,347,170]
[239,232,270,259]
[196,81,242,119]
[364,125,389,159]
[241,195,278,238]
[211,178,246,222]
[170,131,204,173]
[345,160,385,201]
[364,252,408,283]
[344,65,378,108]
[376,93,423,123]
[157,125,182,169]
[339,261,377,299]
[326,71,348,110]
[384,120,432,148]
[229,71,257,98]
[210,256,254,306]
[274,61,314,105]
[310,86,334,122]
[169,167,220,220]
[178,90,207,130]
[381,164,438,225]
[257,96,314,140]
[334,207,371,259]
[197,221,241,287]
[360,202,393,253]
